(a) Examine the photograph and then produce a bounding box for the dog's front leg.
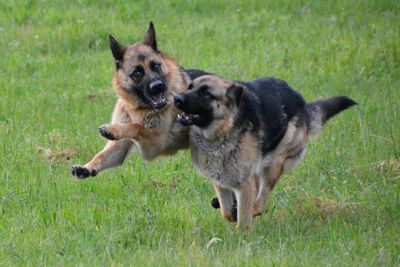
[98,123,156,141]
[234,178,256,230]
[71,100,133,179]
[72,139,133,179]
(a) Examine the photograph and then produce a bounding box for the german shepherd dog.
[71,22,207,178]
[174,75,356,229]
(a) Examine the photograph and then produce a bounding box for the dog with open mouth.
[71,22,208,179]
[174,74,356,229]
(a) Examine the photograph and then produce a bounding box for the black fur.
[231,200,237,222]
[175,75,357,216]
[108,34,126,68]
[71,166,97,179]
[143,21,158,52]
[184,69,211,81]
[211,197,220,209]
[237,78,307,155]
[174,76,307,154]
[99,126,117,140]
[226,84,243,106]
[307,96,357,124]
[175,75,356,156]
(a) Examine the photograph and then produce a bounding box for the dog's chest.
[142,111,161,129]
[127,107,189,160]
[190,139,253,189]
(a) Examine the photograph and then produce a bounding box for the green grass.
[1,0,399,265]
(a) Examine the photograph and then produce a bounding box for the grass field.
[1,0,399,265]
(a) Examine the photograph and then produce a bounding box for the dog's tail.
[306,96,357,136]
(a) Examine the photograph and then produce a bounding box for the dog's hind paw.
[99,125,117,140]
[231,200,238,222]
[71,165,97,179]
[211,197,220,209]
[211,197,238,221]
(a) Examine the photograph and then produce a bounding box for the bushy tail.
[307,96,357,136]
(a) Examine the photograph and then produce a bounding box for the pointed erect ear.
[226,83,244,107]
[109,34,126,67]
[143,21,158,51]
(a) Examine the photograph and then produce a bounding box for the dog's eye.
[188,83,193,90]
[150,61,162,73]
[131,67,144,79]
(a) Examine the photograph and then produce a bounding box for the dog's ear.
[143,21,158,51]
[226,83,244,107]
[109,34,126,68]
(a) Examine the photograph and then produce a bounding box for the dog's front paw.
[71,165,97,179]
[99,124,117,140]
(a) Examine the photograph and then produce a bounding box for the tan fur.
[189,75,237,140]
[212,182,236,222]
[72,29,192,179]
[212,133,259,227]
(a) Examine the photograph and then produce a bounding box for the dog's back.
[238,78,307,155]
[238,77,356,155]
[185,69,211,81]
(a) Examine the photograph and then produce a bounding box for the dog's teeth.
[151,93,167,106]
[177,114,182,119]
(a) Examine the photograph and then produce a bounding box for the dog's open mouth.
[176,112,200,126]
[150,92,167,109]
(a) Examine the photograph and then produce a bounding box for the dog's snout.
[149,80,165,94]
[174,95,185,108]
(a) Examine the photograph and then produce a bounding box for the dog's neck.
[194,133,227,153]
[192,115,247,153]
[192,115,232,140]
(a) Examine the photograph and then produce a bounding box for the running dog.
[174,74,356,229]
[71,22,207,178]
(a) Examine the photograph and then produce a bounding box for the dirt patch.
[296,195,360,218]
[373,159,400,175]
[87,90,112,101]
[37,147,79,162]
[141,176,184,193]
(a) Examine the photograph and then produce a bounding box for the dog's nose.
[174,95,185,108]
[149,80,165,94]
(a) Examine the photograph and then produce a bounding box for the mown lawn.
[0,0,399,266]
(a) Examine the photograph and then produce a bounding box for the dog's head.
[109,22,171,109]
[174,75,244,134]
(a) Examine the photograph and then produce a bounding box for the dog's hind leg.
[253,161,285,216]
[212,183,236,222]
[253,125,308,213]
[253,173,269,216]
[253,151,307,214]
